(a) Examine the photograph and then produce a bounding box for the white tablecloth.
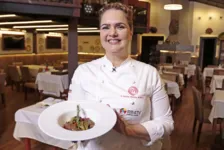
[24,65,54,77]
[203,67,224,78]
[208,90,224,123]
[163,79,180,99]
[36,72,69,97]
[184,65,196,78]
[159,64,195,78]
[17,65,54,77]
[210,75,224,93]
[13,98,74,149]
[163,71,185,86]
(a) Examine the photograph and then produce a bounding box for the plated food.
[63,105,95,131]
[38,101,117,141]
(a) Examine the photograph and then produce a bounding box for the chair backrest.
[20,66,31,82]
[216,79,224,90]
[173,66,185,74]
[165,68,182,74]
[160,73,178,82]
[12,62,23,66]
[207,65,217,68]
[192,86,203,122]
[213,69,224,75]
[8,65,20,82]
[0,73,6,94]
[62,62,68,69]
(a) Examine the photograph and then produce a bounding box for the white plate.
[38,101,117,141]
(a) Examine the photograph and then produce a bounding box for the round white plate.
[38,101,117,141]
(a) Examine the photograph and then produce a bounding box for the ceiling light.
[36,28,99,32]
[0,14,17,18]
[78,27,98,30]
[36,28,100,33]
[13,24,68,28]
[138,0,150,2]
[0,30,26,35]
[164,4,183,10]
[78,30,100,33]
[14,25,98,30]
[0,20,53,25]
[36,28,68,31]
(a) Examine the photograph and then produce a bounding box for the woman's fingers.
[113,109,127,135]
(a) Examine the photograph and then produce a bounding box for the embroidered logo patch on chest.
[128,86,138,96]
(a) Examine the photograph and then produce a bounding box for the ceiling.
[189,0,224,9]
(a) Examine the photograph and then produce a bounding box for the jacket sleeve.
[140,67,174,146]
[68,66,86,101]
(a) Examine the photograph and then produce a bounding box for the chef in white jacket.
[68,2,174,150]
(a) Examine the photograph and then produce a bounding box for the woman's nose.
[109,27,117,37]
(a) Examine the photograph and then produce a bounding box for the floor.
[0,80,223,150]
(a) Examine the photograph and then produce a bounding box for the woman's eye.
[101,26,109,30]
[117,25,125,30]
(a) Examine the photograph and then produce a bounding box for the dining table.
[13,97,75,150]
[17,65,54,77]
[35,72,69,97]
[163,79,180,99]
[210,75,224,93]
[208,90,224,139]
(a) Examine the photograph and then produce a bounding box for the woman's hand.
[113,110,129,135]
[113,110,150,141]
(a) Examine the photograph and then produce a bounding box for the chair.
[173,66,185,74]
[0,73,6,106]
[161,73,178,112]
[62,62,68,70]
[160,73,178,82]
[8,65,22,91]
[215,79,224,90]
[192,86,222,143]
[213,69,224,75]
[207,65,217,68]
[12,62,23,66]
[20,66,38,101]
[165,68,182,74]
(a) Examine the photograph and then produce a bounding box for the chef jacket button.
[133,81,136,84]
[131,102,135,105]
[99,100,102,102]
[102,80,104,83]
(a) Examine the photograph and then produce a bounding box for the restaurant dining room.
[0,0,224,150]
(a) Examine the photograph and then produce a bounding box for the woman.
[69,2,174,150]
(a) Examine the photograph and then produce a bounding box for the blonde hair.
[98,2,133,30]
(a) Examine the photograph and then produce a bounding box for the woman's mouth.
[108,39,121,44]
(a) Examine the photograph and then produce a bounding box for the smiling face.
[100,9,132,56]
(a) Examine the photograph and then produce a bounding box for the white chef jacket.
[68,56,174,150]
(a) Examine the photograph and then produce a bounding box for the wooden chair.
[12,62,23,66]
[215,79,224,90]
[161,73,178,112]
[20,66,38,101]
[213,69,224,75]
[8,65,22,91]
[0,73,6,106]
[207,65,217,68]
[62,62,68,70]
[164,68,182,74]
[173,66,185,74]
[160,73,178,82]
[192,86,222,143]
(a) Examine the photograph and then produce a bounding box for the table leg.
[213,119,217,135]
[23,138,31,150]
